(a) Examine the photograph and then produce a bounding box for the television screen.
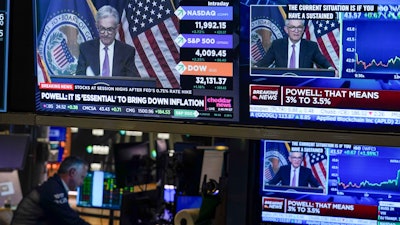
[241,0,400,131]
[113,141,155,188]
[0,134,30,171]
[254,139,400,224]
[76,170,132,210]
[0,0,10,112]
[33,0,239,123]
[175,195,203,213]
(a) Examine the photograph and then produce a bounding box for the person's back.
[11,156,90,225]
[11,189,45,225]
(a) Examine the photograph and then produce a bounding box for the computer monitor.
[113,142,154,188]
[76,170,131,210]
[0,134,30,171]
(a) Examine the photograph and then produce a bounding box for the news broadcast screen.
[34,0,239,122]
[241,0,400,130]
[257,139,400,225]
[0,0,9,112]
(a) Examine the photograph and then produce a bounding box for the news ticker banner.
[262,197,377,220]
[286,4,377,20]
[250,85,400,110]
[175,1,237,91]
[262,197,400,223]
[0,0,9,112]
[36,83,234,121]
[249,85,400,124]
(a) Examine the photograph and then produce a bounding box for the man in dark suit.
[268,151,321,187]
[11,156,90,225]
[255,19,334,70]
[76,5,139,77]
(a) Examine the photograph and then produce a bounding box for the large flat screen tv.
[241,0,400,131]
[251,139,400,224]
[33,0,239,123]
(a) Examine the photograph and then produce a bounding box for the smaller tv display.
[0,134,30,171]
[256,139,400,225]
[113,142,155,188]
[76,170,132,210]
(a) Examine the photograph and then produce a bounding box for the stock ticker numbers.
[175,1,235,91]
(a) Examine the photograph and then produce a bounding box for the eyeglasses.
[98,26,117,34]
[290,156,303,160]
[287,26,304,31]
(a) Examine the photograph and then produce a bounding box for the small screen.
[257,139,400,225]
[76,171,133,210]
[175,195,203,213]
[113,142,155,188]
[0,134,30,171]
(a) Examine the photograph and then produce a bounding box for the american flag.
[304,19,340,70]
[303,152,327,188]
[264,163,275,180]
[118,0,180,88]
[251,38,266,62]
[37,51,50,84]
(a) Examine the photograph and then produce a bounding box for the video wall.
[33,0,400,132]
[256,139,400,224]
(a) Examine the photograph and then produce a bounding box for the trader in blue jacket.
[11,156,91,225]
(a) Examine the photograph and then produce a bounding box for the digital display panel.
[241,0,400,131]
[0,0,9,112]
[34,0,239,123]
[256,139,400,225]
[76,170,134,210]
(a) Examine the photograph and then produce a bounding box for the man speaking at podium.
[255,19,334,70]
[76,5,139,77]
[268,151,321,188]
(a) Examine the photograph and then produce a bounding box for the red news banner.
[262,197,377,220]
[250,85,400,110]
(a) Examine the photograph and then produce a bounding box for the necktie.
[289,44,296,68]
[102,46,110,76]
[291,168,296,187]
